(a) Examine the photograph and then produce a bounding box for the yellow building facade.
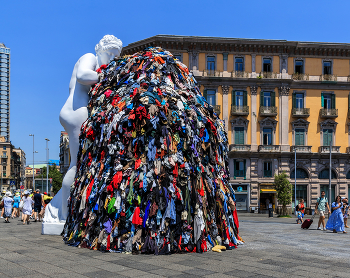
[123,35,350,212]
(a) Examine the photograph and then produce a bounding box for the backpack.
[295,204,299,212]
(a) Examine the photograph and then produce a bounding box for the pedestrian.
[33,189,43,222]
[342,198,349,228]
[315,191,331,231]
[22,191,33,225]
[0,190,6,218]
[296,209,304,224]
[326,195,347,233]
[11,192,21,218]
[2,192,13,223]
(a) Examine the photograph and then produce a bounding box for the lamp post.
[329,140,332,215]
[45,138,50,194]
[294,147,297,215]
[29,134,38,191]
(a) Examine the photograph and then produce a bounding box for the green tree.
[38,164,63,194]
[274,172,292,216]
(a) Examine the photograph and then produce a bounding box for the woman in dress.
[3,192,13,223]
[22,191,33,225]
[326,195,346,233]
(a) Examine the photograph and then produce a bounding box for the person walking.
[342,198,349,228]
[326,195,346,233]
[296,199,305,224]
[315,191,331,231]
[33,189,43,222]
[11,192,21,218]
[22,191,33,225]
[3,192,13,223]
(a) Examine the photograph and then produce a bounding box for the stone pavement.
[0,213,349,278]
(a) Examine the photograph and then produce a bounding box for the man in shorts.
[33,189,43,222]
[315,191,331,230]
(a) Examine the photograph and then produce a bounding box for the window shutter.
[331,94,335,109]
[244,159,246,180]
[295,130,300,146]
[321,92,324,108]
[239,128,244,144]
[271,91,275,107]
[235,128,239,144]
[260,91,264,107]
[292,92,296,109]
[243,91,247,106]
[232,91,236,106]
[203,89,207,100]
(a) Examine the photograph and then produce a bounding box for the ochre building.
[123,35,350,213]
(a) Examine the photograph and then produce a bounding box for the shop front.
[259,184,277,213]
[230,183,250,211]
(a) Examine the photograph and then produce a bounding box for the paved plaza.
[0,213,349,278]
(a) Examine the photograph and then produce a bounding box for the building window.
[263,58,272,72]
[290,168,309,179]
[295,128,305,146]
[234,159,246,178]
[346,171,350,179]
[235,57,244,71]
[232,91,247,107]
[3,173,5,177]
[293,92,304,108]
[263,161,272,177]
[207,56,215,70]
[323,61,332,75]
[203,89,216,106]
[235,91,243,106]
[2,151,5,157]
[263,128,272,145]
[2,166,6,171]
[295,60,304,74]
[320,184,336,202]
[234,127,245,145]
[2,146,5,150]
[321,93,335,109]
[260,91,275,107]
[319,169,337,179]
[323,128,333,146]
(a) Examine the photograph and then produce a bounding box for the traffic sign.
[20,185,24,190]
[10,180,15,185]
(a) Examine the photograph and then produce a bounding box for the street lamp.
[45,138,50,194]
[29,134,38,191]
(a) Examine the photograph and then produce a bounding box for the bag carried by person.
[19,200,24,209]
[295,204,299,212]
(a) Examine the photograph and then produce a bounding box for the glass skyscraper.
[0,43,10,142]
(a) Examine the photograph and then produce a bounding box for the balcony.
[319,146,340,153]
[231,105,249,116]
[259,72,278,79]
[292,108,310,117]
[259,106,277,116]
[320,74,337,82]
[320,108,338,118]
[202,69,222,77]
[292,73,309,81]
[290,146,312,153]
[213,105,221,115]
[229,144,251,152]
[231,71,249,78]
[258,145,281,152]
[263,170,273,177]
[1,155,7,158]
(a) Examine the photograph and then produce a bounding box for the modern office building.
[0,43,10,142]
[123,35,350,212]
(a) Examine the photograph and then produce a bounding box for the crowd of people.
[0,189,53,224]
[296,190,349,233]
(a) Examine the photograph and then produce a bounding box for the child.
[296,209,303,224]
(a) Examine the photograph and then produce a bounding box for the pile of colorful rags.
[62,47,243,255]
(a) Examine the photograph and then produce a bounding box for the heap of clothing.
[62,47,243,254]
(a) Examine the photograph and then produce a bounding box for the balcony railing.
[259,106,278,116]
[1,155,7,158]
[320,108,338,118]
[202,70,222,77]
[258,145,281,152]
[231,105,249,115]
[292,73,309,81]
[229,144,251,152]
[320,74,337,82]
[290,146,312,153]
[259,72,278,79]
[319,146,340,153]
[231,71,249,78]
[263,170,273,177]
[292,108,310,117]
[213,105,221,115]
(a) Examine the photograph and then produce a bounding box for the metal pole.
[329,140,332,212]
[29,134,35,191]
[295,147,297,215]
[45,138,50,194]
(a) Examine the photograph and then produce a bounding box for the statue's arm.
[76,53,99,85]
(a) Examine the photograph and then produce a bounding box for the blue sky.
[1,0,350,165]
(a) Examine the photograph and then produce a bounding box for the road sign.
[10,180,15,185]
[20,185,24,190]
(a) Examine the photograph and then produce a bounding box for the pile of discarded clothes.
[62,47,243,254]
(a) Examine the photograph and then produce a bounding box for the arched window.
[346,171,350,179]
[290,168,309,179]
[318,168,337,179]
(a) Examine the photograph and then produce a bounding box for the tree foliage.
[37,164,63,194]
[274,172,292,215]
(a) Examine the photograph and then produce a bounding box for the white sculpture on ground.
[42,35,123,235]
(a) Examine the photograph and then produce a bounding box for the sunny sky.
[1,0,350,165]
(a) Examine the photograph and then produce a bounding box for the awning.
[260,189,277,193]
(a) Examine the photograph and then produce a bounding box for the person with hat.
[3,192,13,223]
[11,192,21,218]
[0,189,6,218]
[22,191,33,225]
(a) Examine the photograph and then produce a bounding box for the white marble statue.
[42,35,123,235]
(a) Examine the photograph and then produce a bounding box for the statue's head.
[95,35,123,66]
